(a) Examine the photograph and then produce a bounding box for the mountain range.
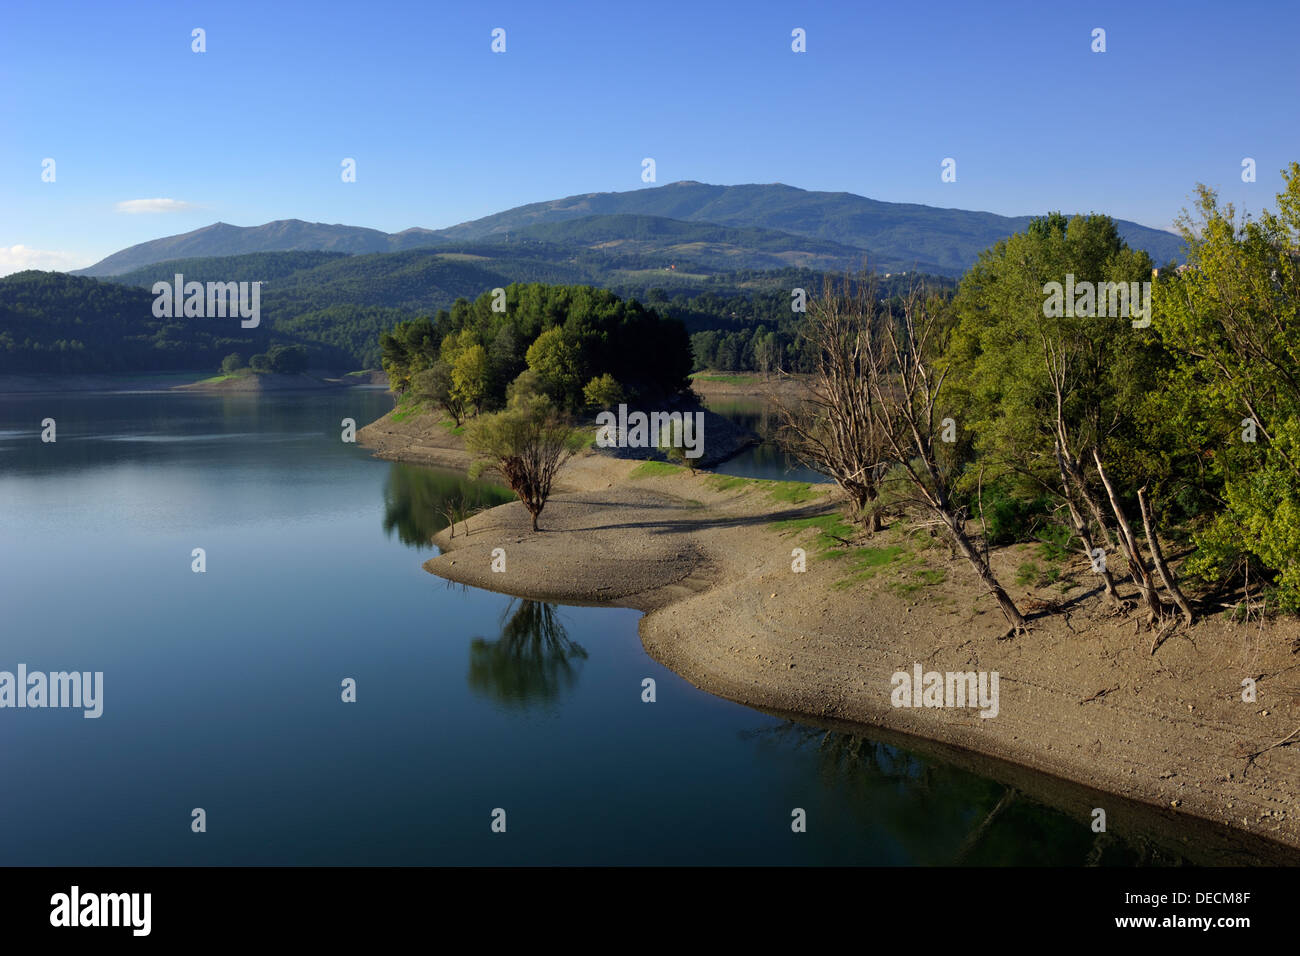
[74,181,1185,279]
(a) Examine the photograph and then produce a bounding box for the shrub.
[583,373,625,410]
[268,344,308,374]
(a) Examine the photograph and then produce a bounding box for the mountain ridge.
[72,181,1185,278]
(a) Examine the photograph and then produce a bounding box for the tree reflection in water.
[382,462,514,550]
[468,600,589,708]
[747,722,1184,866]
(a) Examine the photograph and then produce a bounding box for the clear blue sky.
[3,0,1298,274]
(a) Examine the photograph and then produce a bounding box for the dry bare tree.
[872,284,1028,634]
[775,275,892,530]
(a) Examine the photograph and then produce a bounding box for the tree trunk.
[1055,443,1122,607]
[1092,450,1163,621]
[1137,487,1195,626]
[945,511,1026,631]
[1061,450,1117,551]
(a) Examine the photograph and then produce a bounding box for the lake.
[699,396,829,484]
[0,388,1281,865]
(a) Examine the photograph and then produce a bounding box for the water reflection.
[381,462,514,549]
[701,397,828,483]
[468,600,589,708]
[751,722,1215,866]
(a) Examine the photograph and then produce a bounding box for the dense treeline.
[791,163,1300,616]
[2,236,955,375]
[379,283,692,415]
[0,271,271,373]
[646,272,957,373]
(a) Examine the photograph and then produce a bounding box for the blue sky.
[2,0,1297,274]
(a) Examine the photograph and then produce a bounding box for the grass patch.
[194,368,258,385]
[390,404,424,424]
[691,373,759,385]
[766,481,814,504]
[915,568,947,586]
[388,390,432,424]
[769,512,855,555]
[1016,560,1062,588]
[703,474,815,503]
[1035,524,1074,562]
[830,545,908,590]
[841,544,906,569]
[889,567,948,598]
[631,460,683,478]
[706,474,754,493]
[439,419,466,436]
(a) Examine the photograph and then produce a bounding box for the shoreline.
[0,369,385,395]
[358,395,1300,859]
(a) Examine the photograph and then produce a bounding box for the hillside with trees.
[0,271,268,373]
[379,283,692,418]
[2,236,947,375]
[779,162,1300,626]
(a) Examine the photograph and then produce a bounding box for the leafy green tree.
[525,327,583,404]
[465,392,583,531]
[508,368,546,405]
[268,343,308,374]
[221,353,244,374]
[583,373,625,409]
[412,360,464,425]
[1155,165,1300,607]
[374,283,691,410]
[752,328,780,374]
[946,212,1180,618]
[380,316,439,392]
[451,343,492,414]
[249,352,272,372]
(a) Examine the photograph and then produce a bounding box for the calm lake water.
[700,396,829,484]
[0,388,1282,865]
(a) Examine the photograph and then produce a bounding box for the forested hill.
[0,271,268,373]
[3,244,913,373]
[73,181,1185,279]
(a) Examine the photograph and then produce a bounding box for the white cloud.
[115,198,196,214]
[0,245,90,277]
